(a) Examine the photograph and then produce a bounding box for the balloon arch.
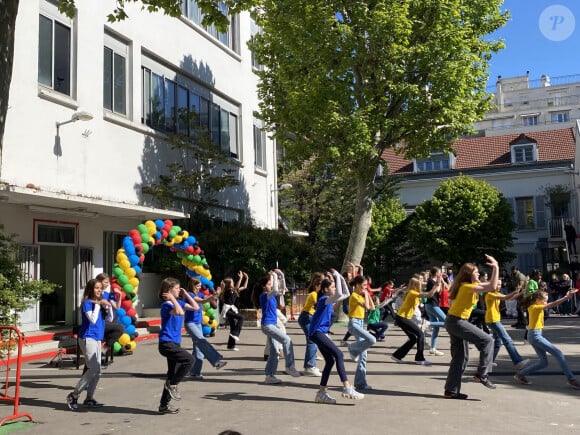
[109,219,215,354]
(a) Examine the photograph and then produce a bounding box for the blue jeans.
[487,321,522,365]
[297,311,318,369]
[348,318,376,389]
[261,323,295,375]
[184,322,223,376]
[519,329,575,380]
[424,304,446,349]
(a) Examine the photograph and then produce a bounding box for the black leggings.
[310,331,347,387]
[158,341,193,406]
[226,310,244,348]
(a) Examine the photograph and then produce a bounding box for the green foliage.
[408,175,516,266]
[251,0,509,266]
[0,226,56,339]
[151,216,320,308]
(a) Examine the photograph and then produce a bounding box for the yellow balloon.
[129,341,137,351]
[118,333,131,346]
[125,268,136,278]
[208,319,217,328]
[129,277,139,287]
[202,315,209,325]
[119,259,131,270]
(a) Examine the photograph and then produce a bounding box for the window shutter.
[506,197,516,224]
[535,196,546,229]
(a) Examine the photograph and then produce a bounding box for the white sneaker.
[304,366,322,377]
[229,334,240,342]
[415,360,432,366]
[264,375,282,384]
[391,355,403,364]
[315,390,336,404]
[429,349,444,356]
[515,359,531,370]
[284,366,302,377]
[342,387,364,400]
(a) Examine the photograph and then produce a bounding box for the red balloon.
[131,234,141,245]
[139,254,145,263]
[186,246,194,254]
[128,229,140,238]
[121,300,133,310]
[126,308,137,318]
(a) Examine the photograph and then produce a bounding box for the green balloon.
[123,283,134,293]
[136,224,147,233]
[202,302,210,310]
[141,233,150,243]
[141,243,150,254]
[206,308,215,317]
[117,275,129,285]
[113,267,123,277]
[113,342,122,354]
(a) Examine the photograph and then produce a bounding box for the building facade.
[0,1,277,331]
[383,123,580,274]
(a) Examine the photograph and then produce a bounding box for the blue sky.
[486,0,580,89]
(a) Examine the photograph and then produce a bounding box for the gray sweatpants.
[444,315,493,394]
[74,337,102,398]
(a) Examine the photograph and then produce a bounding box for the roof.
[383,127,576,175]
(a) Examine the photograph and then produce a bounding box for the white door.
[19,245,40,332]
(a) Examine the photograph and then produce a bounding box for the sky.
[485,0,580,89]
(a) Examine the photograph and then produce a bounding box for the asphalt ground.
[1,316,580,434]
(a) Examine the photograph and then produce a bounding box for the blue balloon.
[129,254,140,266]
[187,235,196,245]
[121,315,132,326]
[200,276,214,289]
[202,325,212,336]
[155,219,164,230]
[133,265,142,275]
[125,324,136,335]
[116,308,126,318]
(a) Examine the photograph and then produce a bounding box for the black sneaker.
[164,380,181,401]
[66,392,78,411]
[83,398,104,408]
[158,404,180,414]
[444,391,468,400]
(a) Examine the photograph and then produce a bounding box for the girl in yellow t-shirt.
[297,273,324,377]
[443,254,499,400]
[514,289,580,389]
[391,274,441,366]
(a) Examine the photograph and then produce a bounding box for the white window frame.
[180,0,239,52]
[521,114,539,126]
[511,143,537,164]
[38,1,75,97]
[103,32,129,117]
[254,118,266,171]
[550,110,570,123]
[414,152,452,173]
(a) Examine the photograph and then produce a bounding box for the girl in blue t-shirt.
[253,270,301,384]
[184,277,227,379]
[309,270,365,404]
[157,277,198,414]
[66,279,113,411]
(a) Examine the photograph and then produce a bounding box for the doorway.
[39,245,74,326]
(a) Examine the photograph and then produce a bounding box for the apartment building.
[0,1,276,331]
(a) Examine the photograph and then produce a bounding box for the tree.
[251,0,508,269]
[0,0,257,174]
[408,175,516,266]
[0,225,56,351]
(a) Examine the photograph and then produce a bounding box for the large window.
[513,196,545,230]
[38,10,72,95]
[103,34,128,115]
[551,111,570,123]
[180,1,238,51]
[254,119,266,170]
[141,62,239,158]
[522,115,538,126]
[250,18,262,70]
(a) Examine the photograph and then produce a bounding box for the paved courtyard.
[2,317,580,434]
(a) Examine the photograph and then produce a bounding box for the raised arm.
[327,269,349,304]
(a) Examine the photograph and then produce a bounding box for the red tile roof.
[383,127,575,174]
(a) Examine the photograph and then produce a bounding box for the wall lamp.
[55,111,93,156]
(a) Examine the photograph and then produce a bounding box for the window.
[511,144,536,164]
[513,196,545,230]
[181,1,238,51]
[522,115,538,126]
[254,119,266,170]
[250,18,262,70]
[103,34,128,115]
[38,10,72,95]
[36,223,76,245]
[141,60,240,158]
[551,111,570,123]
[415,153,450,172]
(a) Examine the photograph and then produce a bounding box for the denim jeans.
[348,318,376,389]
[424,303,446,349]
[184,322,223,376]
[297,311,318,369]
[261,323,295,375]
[487,321,522,365]
[519,329,575,379]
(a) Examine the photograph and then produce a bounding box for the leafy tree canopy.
[408,175,516,266]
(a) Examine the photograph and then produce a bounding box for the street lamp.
[55,110,94,156]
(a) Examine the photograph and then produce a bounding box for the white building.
[0,1,277,331]
[476,73,580,135]
[383,124,579,274]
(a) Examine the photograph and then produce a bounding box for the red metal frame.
[0,326,34,426]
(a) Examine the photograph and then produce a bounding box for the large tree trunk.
[0,0,19,176]
[342,175,374,271]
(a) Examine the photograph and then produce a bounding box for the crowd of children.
[66,259,580,413]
